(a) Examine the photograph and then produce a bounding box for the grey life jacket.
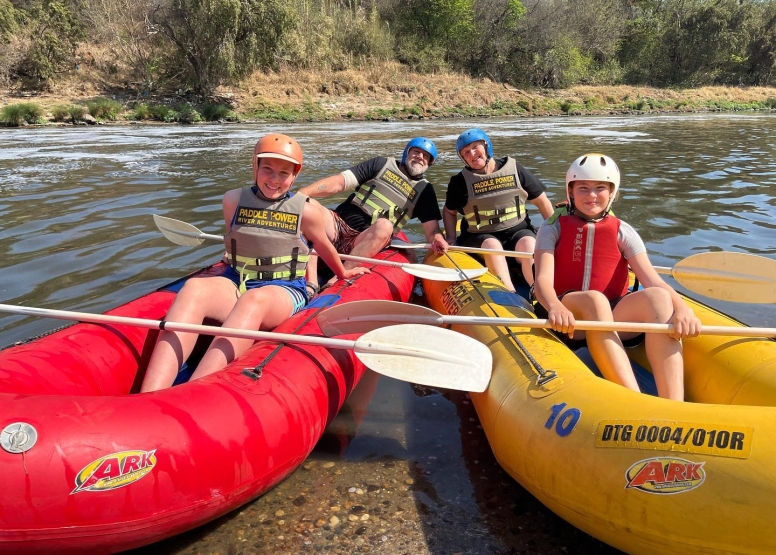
[223,189,310,284]
[462,157,528,233]
[349,158,430,231]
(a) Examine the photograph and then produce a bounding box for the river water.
[1,114,775,554]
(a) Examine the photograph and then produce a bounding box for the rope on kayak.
[443,252,557,386]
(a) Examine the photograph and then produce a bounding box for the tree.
[745,2,776,85]
[0,1,19,40]
[464,0,527,81]
[386,0,476,70]
[0,0,24,86]
[17,1,87,82]
[151,0,295,96]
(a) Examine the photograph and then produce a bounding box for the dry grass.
[231,65,776,117]
[3,60,775,122]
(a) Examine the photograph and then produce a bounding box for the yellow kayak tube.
[421,250,776,555]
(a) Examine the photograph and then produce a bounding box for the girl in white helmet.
[533,153,701,401]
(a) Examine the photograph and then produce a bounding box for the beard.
[405,159,428,178]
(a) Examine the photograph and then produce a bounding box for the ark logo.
[625,456,705,494]
[71,449,157,494]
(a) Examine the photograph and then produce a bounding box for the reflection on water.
[2,114,775,553]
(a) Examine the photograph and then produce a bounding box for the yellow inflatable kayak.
[421,251,776,555]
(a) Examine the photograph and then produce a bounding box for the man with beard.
[298,137,448,292]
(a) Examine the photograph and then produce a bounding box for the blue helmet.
[456,128,493,161]
[401,137,437,166]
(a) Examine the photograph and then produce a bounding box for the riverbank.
[128,382,623,555]
[3,63,776,124]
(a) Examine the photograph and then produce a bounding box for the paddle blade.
[354,324,492,392]
[153,214,207,246]
[318,300,442,335]
[672,252,776,304]
[402,264,487,282]
[390,241,428,250]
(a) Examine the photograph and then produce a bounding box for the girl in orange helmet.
[141,134,368,391]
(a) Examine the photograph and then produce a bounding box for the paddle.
[0,303,492,392]
[153,215,486,282]
[390,241,776,304]
[317,300,776,339]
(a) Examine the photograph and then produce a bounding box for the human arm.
[299,157,389,199]
[421,220,448,253]
[530,192,555,220]
[222,189,242,233]
[442,173,467,245]
[534,249,576,337]
[517,164,553,219]
[628,253,701,339]
[442,207,458,245]
[302,202,369,280]
[412,183,447,252]
[298,174,348,198]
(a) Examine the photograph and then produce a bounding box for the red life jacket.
[553,213,629,300]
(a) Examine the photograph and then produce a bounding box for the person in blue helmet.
[443,128,554,291]
[299,137,449,290]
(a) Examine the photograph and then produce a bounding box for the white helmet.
[565,153,620,213]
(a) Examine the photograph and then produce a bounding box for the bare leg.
[306,203,338,294]
[191,285,295,380]
[613,289,683,401]
[141,276,238,392]
[325,218,392,284]
[514,235,536,286]
[562,291,640,392]
[305,253,321,296]
[480,237,516,293]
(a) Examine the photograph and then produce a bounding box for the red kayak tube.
[0,249,414,554]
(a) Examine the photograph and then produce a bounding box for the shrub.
[67,104,86,122]
[0,102,44,126]
[51,104,71,121]
[162,109,179,123]
[201,103,234,121]
[176,103,202,123]
[132,103,152,120]
[85,97,122,120]
[150,104,174,121]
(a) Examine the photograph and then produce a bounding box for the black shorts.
[458,225,537,284]
[458,224,537,252]
[533,292,645,350]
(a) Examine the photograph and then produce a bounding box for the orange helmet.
[252,134,303,181]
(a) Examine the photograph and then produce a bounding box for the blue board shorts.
[223,266,308,315]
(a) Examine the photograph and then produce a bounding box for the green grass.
[201,103,236,121]
[130,103,152,120]
[0,102,45,126]
[51,105,72,122]
[67,104,86,122]
[85,97,122,120]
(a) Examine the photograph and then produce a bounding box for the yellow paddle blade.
[671,252,776,304]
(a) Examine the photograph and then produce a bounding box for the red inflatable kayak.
[0,250,414,554]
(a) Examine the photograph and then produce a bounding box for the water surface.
[2,114,775,553]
